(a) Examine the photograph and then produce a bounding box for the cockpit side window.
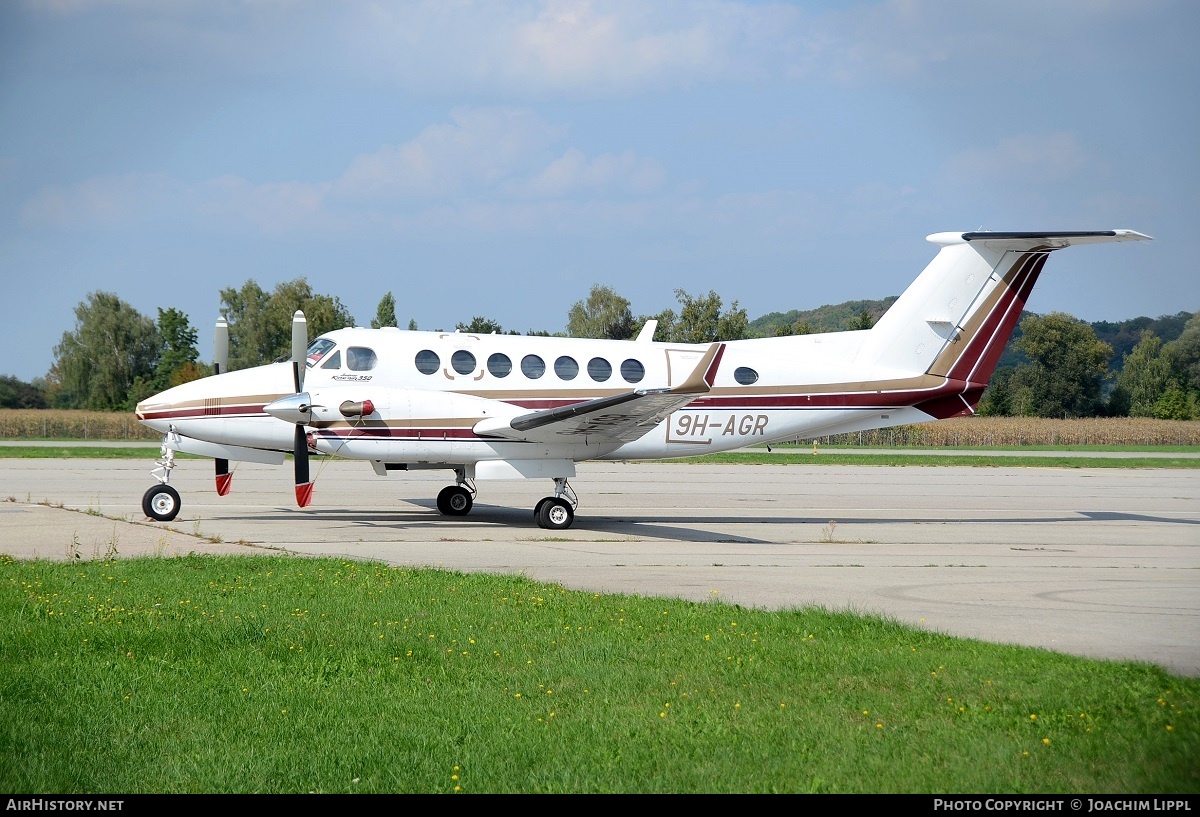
[306,338,336,368]
[321,350,342,370]
[346,347,378,372]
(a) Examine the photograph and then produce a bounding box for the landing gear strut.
[144,431,182,522]
[534,477,577,530]
[436,470,476,516]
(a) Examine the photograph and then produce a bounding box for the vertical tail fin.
[854,230,1150,418]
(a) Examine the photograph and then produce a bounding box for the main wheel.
[142,484,181,522]
[436,485,473,516]
[536,497,574,530]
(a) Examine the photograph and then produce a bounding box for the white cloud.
[20,172,180,228]
[18,107,668,233]
[334,108,565,199]
[521,148,665,197]
[941,132,1090,185]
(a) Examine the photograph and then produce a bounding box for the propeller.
[213,315,232,496]
[290,356,313,508]
[290,311,312,507]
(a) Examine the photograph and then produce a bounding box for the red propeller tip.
[295,482,314,508]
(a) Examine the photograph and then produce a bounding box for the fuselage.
[135,325,949,469]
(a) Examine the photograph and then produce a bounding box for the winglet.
[674,343,726,394]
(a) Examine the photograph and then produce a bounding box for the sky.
[2,0,1197,382]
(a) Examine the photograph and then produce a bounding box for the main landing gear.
[433,474,578,529]
[534,478,577,531]
[143,434,182,522]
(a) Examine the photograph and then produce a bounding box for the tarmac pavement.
[1,457,1197,677]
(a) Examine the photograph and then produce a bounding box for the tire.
[142,484,181,522]
[533,497,550,522]
[537,498,574,530]
[437,486,473,516]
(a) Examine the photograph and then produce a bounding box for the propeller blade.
[294,425,312,508]
[215,458,231,496]
[213,316,229,375]
[292,311,307,391]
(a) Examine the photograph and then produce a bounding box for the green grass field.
[1,554,1196,794]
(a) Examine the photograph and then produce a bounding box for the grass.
[0,447,198,459]
[1,554,1196,794]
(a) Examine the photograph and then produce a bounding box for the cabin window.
[306,338,336,367]
[321,351,341,370]
[415,350,439,375]
[555,356,579,380]
[347,347,378,372]
[620,359,645,383]
[451,350,476,375]
[487,353,512,378]
[587,357,612,382]
[521,355,546,379]
[734,366,759,385]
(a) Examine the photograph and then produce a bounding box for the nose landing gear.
[143,432,182,522]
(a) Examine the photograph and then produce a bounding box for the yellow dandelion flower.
[1167,725,1174,731]
[1042,738,1050,745]
[1030,714,1037,720]
[876,723,882,729]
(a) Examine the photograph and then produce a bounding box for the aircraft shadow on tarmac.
[218,503,1200,546]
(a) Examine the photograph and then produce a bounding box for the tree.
[50,292,159,410]
[219,278,354,369]
[371,292,397,329]
[850,310,874,330]
[456,316,507,334]
[0,375,47,409]
[1164,311,1200,394]
[1009,312,1112,418]
[153,307,202,391]
[567,285,636,340]
[1114,332,1173,416]
[976,367,1015,416]
[663,289,749,343]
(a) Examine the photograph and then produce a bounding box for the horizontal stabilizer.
[928,230,1152,249]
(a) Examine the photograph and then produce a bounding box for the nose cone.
[263,392,313,425]
[134,363,296,431]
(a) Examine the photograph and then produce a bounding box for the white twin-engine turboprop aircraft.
[135,229,1149,529]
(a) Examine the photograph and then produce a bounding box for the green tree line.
[5,279,1197,419]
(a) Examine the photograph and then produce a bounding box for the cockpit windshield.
[306,338,336,368]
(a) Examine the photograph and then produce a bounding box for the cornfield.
[810,416,1200,447]
[1,409,1198,447]
[0,410,159,440]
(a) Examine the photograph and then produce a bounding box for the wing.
[474,343,725,445]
